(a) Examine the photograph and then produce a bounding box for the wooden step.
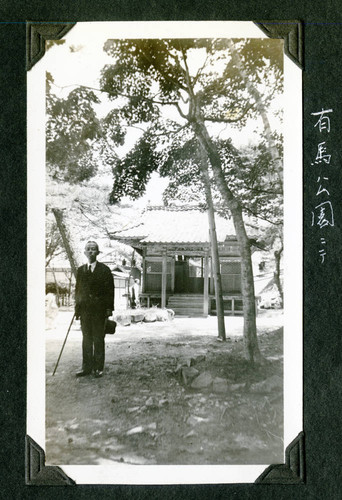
[168,297,203,303]
[167,294,206,317]
[169,301,203,306]
[173,311,206,317]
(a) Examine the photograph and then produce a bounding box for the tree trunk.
[193,120,262,363]
[52,208,79,277]
[274,244,283,308]
[227,39,283,185]
[199,151,226,341]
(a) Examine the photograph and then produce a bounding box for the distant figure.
[45,292,58,330]
[130,278,140,309]
[75,241,114,378]
[130,260,141,282]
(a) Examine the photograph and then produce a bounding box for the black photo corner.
[1,1,342,499]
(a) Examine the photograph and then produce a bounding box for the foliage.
[109,131,160,204]
[46,74,125,184]
[99,38,283,208]
[45,40,66,52]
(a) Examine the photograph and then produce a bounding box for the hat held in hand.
[105,318,117,335]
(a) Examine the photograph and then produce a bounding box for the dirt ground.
[45,309,284,466]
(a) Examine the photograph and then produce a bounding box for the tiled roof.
[111,206,237,245]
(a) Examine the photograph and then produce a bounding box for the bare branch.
[51,81,182,111]
[244,186,283,196]
[193,52,210,85]
[78,204,111,238]
[240,204,283,226]
[152,122,189,137]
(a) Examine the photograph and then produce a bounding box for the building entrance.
[174,257,204,294]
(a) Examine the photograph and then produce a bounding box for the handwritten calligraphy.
[310,108,334,263]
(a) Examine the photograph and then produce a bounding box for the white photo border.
[27,20,302,485]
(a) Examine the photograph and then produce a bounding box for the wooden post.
[161,251,167,309]
[142,247,147,293]
[209,253,214,294]
[171,256,175,293]
[203,252,209,316]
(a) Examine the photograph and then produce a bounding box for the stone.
[181,367,200,385]
[127,407,140,413]
[184,430,197,438]
[187,415,209,426]
[250,375,282,393]
[166,309,175,320]
[145,397,154,406]
[126,426,144,435]
[114,313,131,326]
[144,312,157,323]
[229,383,246,392]
[131,313,145,323]
[155,309,169,321]
[190,355,206,366]
[191,371,213,390]
[212,377,229,393]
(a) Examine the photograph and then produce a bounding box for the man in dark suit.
[75,241,114,378]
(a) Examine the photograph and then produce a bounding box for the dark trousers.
[80,312,106,372]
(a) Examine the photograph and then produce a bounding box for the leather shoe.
[94,370,103,378]
[76,370,91,378]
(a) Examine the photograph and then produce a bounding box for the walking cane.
[52,312,76,376]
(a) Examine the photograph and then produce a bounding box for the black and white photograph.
[27,21,302,484]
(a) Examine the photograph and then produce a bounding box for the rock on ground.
[181,367,199,385]
[213,377,228,393]
[250,375,282,393]
[191,371,213,389]
[144,312,157,323]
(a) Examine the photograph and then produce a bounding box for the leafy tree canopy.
[99,38,283,207]
[46,74,125,184]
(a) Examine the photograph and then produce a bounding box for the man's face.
[84,243,99,263]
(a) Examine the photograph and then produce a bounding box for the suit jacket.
[75,262,114,318]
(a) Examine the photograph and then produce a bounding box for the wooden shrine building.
[110,206,247,316]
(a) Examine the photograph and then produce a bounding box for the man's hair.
[85,240,100,252]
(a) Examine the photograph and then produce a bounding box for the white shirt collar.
[88,261,97,272]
